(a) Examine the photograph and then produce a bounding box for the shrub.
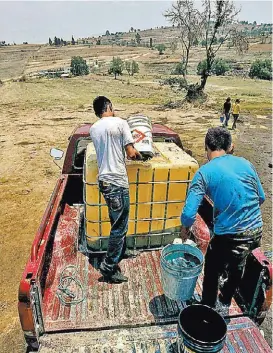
[197,58,230,76]
[213,58,231,76]
[172,62,186,75]
[249,59,272,80]
[70,56,89,76]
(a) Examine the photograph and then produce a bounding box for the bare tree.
[165,0,248,99]
[231,29,249,54]
[165,0,203,77]
[198,0,241,91]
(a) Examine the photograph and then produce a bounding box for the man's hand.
[125,144,142,160]
[181,226,190,242]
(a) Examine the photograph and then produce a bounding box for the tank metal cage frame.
[83,163,192,251]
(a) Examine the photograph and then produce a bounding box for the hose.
[56,265,85,306]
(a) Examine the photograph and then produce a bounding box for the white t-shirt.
[90,116,134,188]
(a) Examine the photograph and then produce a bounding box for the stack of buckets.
[160,244,227,353]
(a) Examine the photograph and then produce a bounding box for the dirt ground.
[0,44,271,352]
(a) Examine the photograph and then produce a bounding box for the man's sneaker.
[108,271,128,283]
[99,261,112,277]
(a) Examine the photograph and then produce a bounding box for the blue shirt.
[181,154,265,235]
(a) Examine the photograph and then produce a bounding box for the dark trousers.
[99,181,130,274]
[224,112,230,126]
[232,114,239,129]
[202,233,261,307]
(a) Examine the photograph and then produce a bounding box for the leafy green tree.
[249,59,272,80]
[149,38,153,48]
[54,36,58,46]
[49,37,52,45]
[106,30,110,36]
[70,56,89,76]
[108,57,124,79]
[71,36,75,45]
[135,32,141,45]
[156,44,166,55]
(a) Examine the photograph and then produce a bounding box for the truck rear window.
[74,137,92,169]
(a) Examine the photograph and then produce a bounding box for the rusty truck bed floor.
[42,205,242,332]
[39,318,272,353]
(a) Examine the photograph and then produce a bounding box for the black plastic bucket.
[177,304,227,353]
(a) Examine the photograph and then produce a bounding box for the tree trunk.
[114,73,117,79]
[184,47,190,74]
[200,72,209,90]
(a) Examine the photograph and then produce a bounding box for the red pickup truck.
[18,124,272,352]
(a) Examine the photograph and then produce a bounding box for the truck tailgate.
[39,317,271,353]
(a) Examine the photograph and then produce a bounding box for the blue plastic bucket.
[177,304,227,353]
[160,244,204,301]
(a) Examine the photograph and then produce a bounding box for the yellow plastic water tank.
[84,142,199,250]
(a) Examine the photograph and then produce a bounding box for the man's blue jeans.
[99,181,129,274]
[224,112,230,126]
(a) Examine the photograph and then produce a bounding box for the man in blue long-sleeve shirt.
[181,127,265,312]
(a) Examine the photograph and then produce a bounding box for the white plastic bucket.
[160,244,204,301]
[127,115,154,158]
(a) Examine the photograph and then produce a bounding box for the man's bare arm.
[125,144,142,160]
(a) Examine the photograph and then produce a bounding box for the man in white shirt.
[90,96,141,283]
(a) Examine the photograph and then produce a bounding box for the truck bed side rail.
[18,175,68,349]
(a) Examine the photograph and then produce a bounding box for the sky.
[1,1,272,44]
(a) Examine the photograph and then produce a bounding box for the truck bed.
[42,204,242,333]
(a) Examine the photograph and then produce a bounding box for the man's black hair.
[226,97,231,102]
[205,127,232,152]
[93,96,112,117]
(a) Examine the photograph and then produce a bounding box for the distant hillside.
[77,22,272,47]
